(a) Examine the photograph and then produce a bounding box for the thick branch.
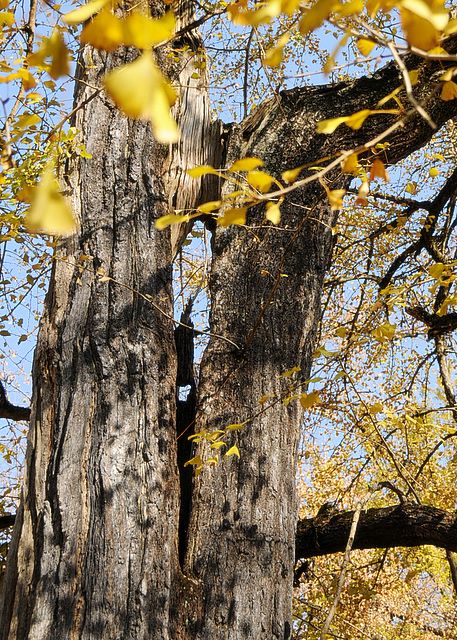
[296,504,457,560]
[0,514,15,529]
[237,34,457,178]
[0,381,30,422]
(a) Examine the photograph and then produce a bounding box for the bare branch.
[296,504,457,560]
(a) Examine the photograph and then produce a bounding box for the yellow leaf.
[337,0,364,15]
[63,0,111,24]
[400,8,441,50]
[408,68,420,85]
[369,402,383,414]
[263,33,289,67]
[345,108,372,130]
[377,86,402,107]
[184,455,203,467]
[428,262,446,279]
[356,37,376,56]
[265,201,281,224]
[197,200,221,213]
[429,166,439,177]
[15,113,40,131]
[323,55,335,75]
[80,8,124,51]
[327,188,346,210]
[210,441,226,449]
[341,153,359,175]
[187,165,220,178]
[25,164,77,236]
[48,29,70,79]
[371,321,396,342]
[355,178,369,205]
[300,391,321,409]
[229,0,282,26]
[335,326,347,337]
[225,445,240,458]
[446,18,457,35]
[104,52,179,143]
[440,67,457,82]
[155,213,191,230]
[299,0,335,34]
[369,158,389,182]
[0,11,14,25]
[317,116,348,134]
[441,81,457,101]
[28,29,70,79]
[281,365,301,378]
[122,11,175,49]
[400,0,449,31]
[217,207,247,226]
[229,157,264,172]
[405,181,417,194]
[18,68,36,90]
[246,170,273,193]
[281,165,304,183]
[226,423,245,431]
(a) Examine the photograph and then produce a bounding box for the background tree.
[0,0,456,638]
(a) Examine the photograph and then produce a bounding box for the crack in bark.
[174,299,197,568]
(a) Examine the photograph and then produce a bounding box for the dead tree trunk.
[1,1,456,636]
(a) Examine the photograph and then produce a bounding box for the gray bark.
[0,42,181,640]
[1,7,457,639]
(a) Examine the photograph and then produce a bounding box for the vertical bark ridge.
[174,300,197,567]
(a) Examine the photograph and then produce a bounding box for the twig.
[386,41,436,129]
[319,504,362,639]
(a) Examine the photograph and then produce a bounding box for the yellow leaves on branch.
[25,164,77,237]
[228,0,451,55]
[104,52,179,143]
[263,34,289,67]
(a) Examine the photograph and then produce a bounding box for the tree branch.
[296,504,457,560]
[0,381,30,422]
[237,34,457,179]
[0,514,15,529]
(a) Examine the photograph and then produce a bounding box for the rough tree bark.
[1,1,457,637]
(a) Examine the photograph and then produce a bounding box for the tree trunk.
[0,40,184,639]
[1,3,457,636]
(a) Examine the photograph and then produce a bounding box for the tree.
[0,0,457,638]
